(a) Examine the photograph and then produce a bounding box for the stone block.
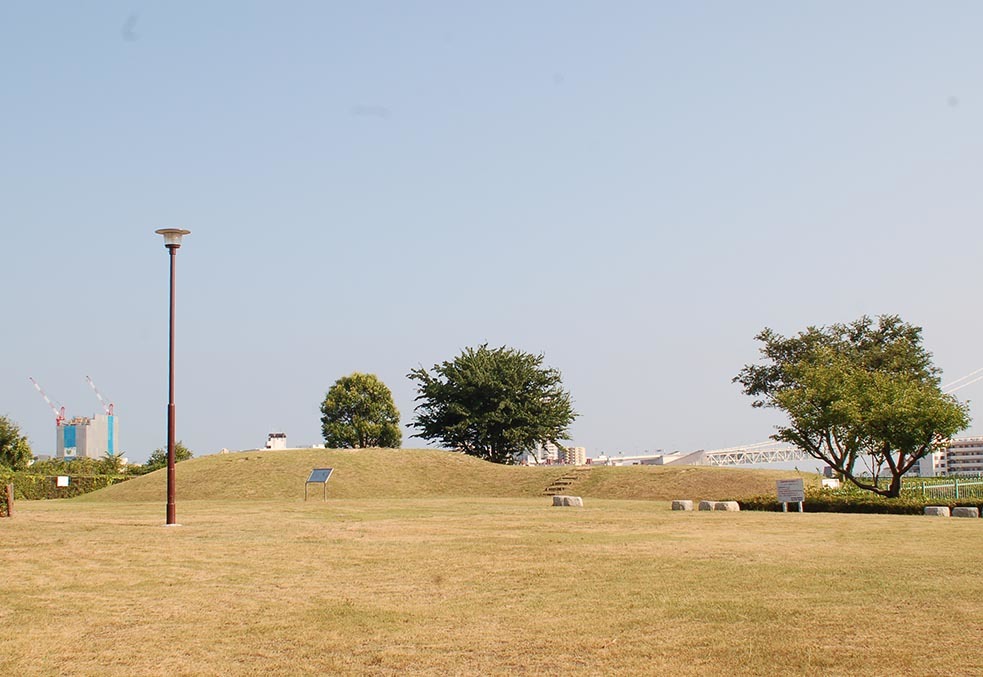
[923,506,950,517]
[714,501,740,512]
[952,507,979,519]
[671,500,693,511]
[552,495,583,507]
[698,500,715,511]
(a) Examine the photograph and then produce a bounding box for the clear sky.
[3,2,982,464]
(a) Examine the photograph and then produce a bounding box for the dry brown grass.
[3,497,982,676]
[82,448,807,503]
[575,463,813,501]
[83,448,569,502]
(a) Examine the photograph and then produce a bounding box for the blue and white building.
[56,414,119,460]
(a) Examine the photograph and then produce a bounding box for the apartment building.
[916,437,983,477]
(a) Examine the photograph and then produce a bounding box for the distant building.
[561,446,587,466]
[916,437,983,476]
[266,432,287,450]
[944,437,983,475]
[525,442,586,465]
[527,442,559,465]
[594,451,683,466]
[56,414,119,460]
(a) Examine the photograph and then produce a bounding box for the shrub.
[0,471,10,517]
[2,472,129,502]
[737,489,983,515]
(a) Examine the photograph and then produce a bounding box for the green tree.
[99,453,128,476]
[144,441,194,472]
[0,415,33,470]
[408,344,577,464]
[31,457,102,475]
[735,315,970,498]
[320,372,402,448]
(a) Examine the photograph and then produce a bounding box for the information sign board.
[307,468,333,484]
[777,479,804,503]
[305,468,334,501]
[56,476,70,488]
[777,478,804,512]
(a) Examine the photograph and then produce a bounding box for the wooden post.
[5,483,13,518]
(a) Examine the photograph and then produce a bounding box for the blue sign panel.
[63,426,77,448]
[306,468,333,483]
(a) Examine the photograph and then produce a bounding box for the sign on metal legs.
[777,478,805,513]
[305,468,334,501]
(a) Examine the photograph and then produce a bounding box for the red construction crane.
[85,375,114,415]
[29,377,66,425]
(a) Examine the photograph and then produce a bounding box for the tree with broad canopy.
[734,315,970,498]
[408,344,577,465]
[320,372,402,449]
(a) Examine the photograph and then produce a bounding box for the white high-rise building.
[56,414,119,460]
[526,442,586,465]
[561,446,587,466]
[528,442,559,464]
[916,437,983,477]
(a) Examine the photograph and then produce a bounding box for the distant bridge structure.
[693,441,808,467]
[593,442,808,467]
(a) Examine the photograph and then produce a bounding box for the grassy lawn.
[75,448,813,503]
[3,496,982,676]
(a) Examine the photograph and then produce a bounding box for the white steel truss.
[700,443,807,466]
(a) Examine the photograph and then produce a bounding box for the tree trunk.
[884,473,903,499]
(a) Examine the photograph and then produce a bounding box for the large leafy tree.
[320,373,402,448]
[735,315,970,498]
[0,415,33,470]
[408,344,577,464]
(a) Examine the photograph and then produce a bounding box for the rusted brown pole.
[166,246,177,525]
[155,228,189,527]
[5,483,13,518]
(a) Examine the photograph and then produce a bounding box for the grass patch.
[80,448,809,503]
[575,463,814,501]
[2,497,982,675]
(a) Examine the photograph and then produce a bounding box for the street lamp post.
[155,228,190,526]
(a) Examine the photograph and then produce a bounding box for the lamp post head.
[155,228,191,249]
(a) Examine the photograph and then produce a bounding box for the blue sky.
[3,2,982,463]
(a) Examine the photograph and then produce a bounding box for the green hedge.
[0,470,129,504]
[738,490,983,515]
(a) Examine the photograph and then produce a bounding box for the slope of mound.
[578,465,815,501]
[81,448,812,503]
[81,448,569,502]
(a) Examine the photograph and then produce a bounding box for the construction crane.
[29,377,66,425]
[85,375,114,416]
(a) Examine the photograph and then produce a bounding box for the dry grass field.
[3,450,982,676]
[78,448,811,503]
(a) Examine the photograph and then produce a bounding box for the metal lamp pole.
[155,228,190,525]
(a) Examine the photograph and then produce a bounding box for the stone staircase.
[542,466,592,496]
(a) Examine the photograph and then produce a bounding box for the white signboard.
[56,476,70,488]
[776,479,804,503]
